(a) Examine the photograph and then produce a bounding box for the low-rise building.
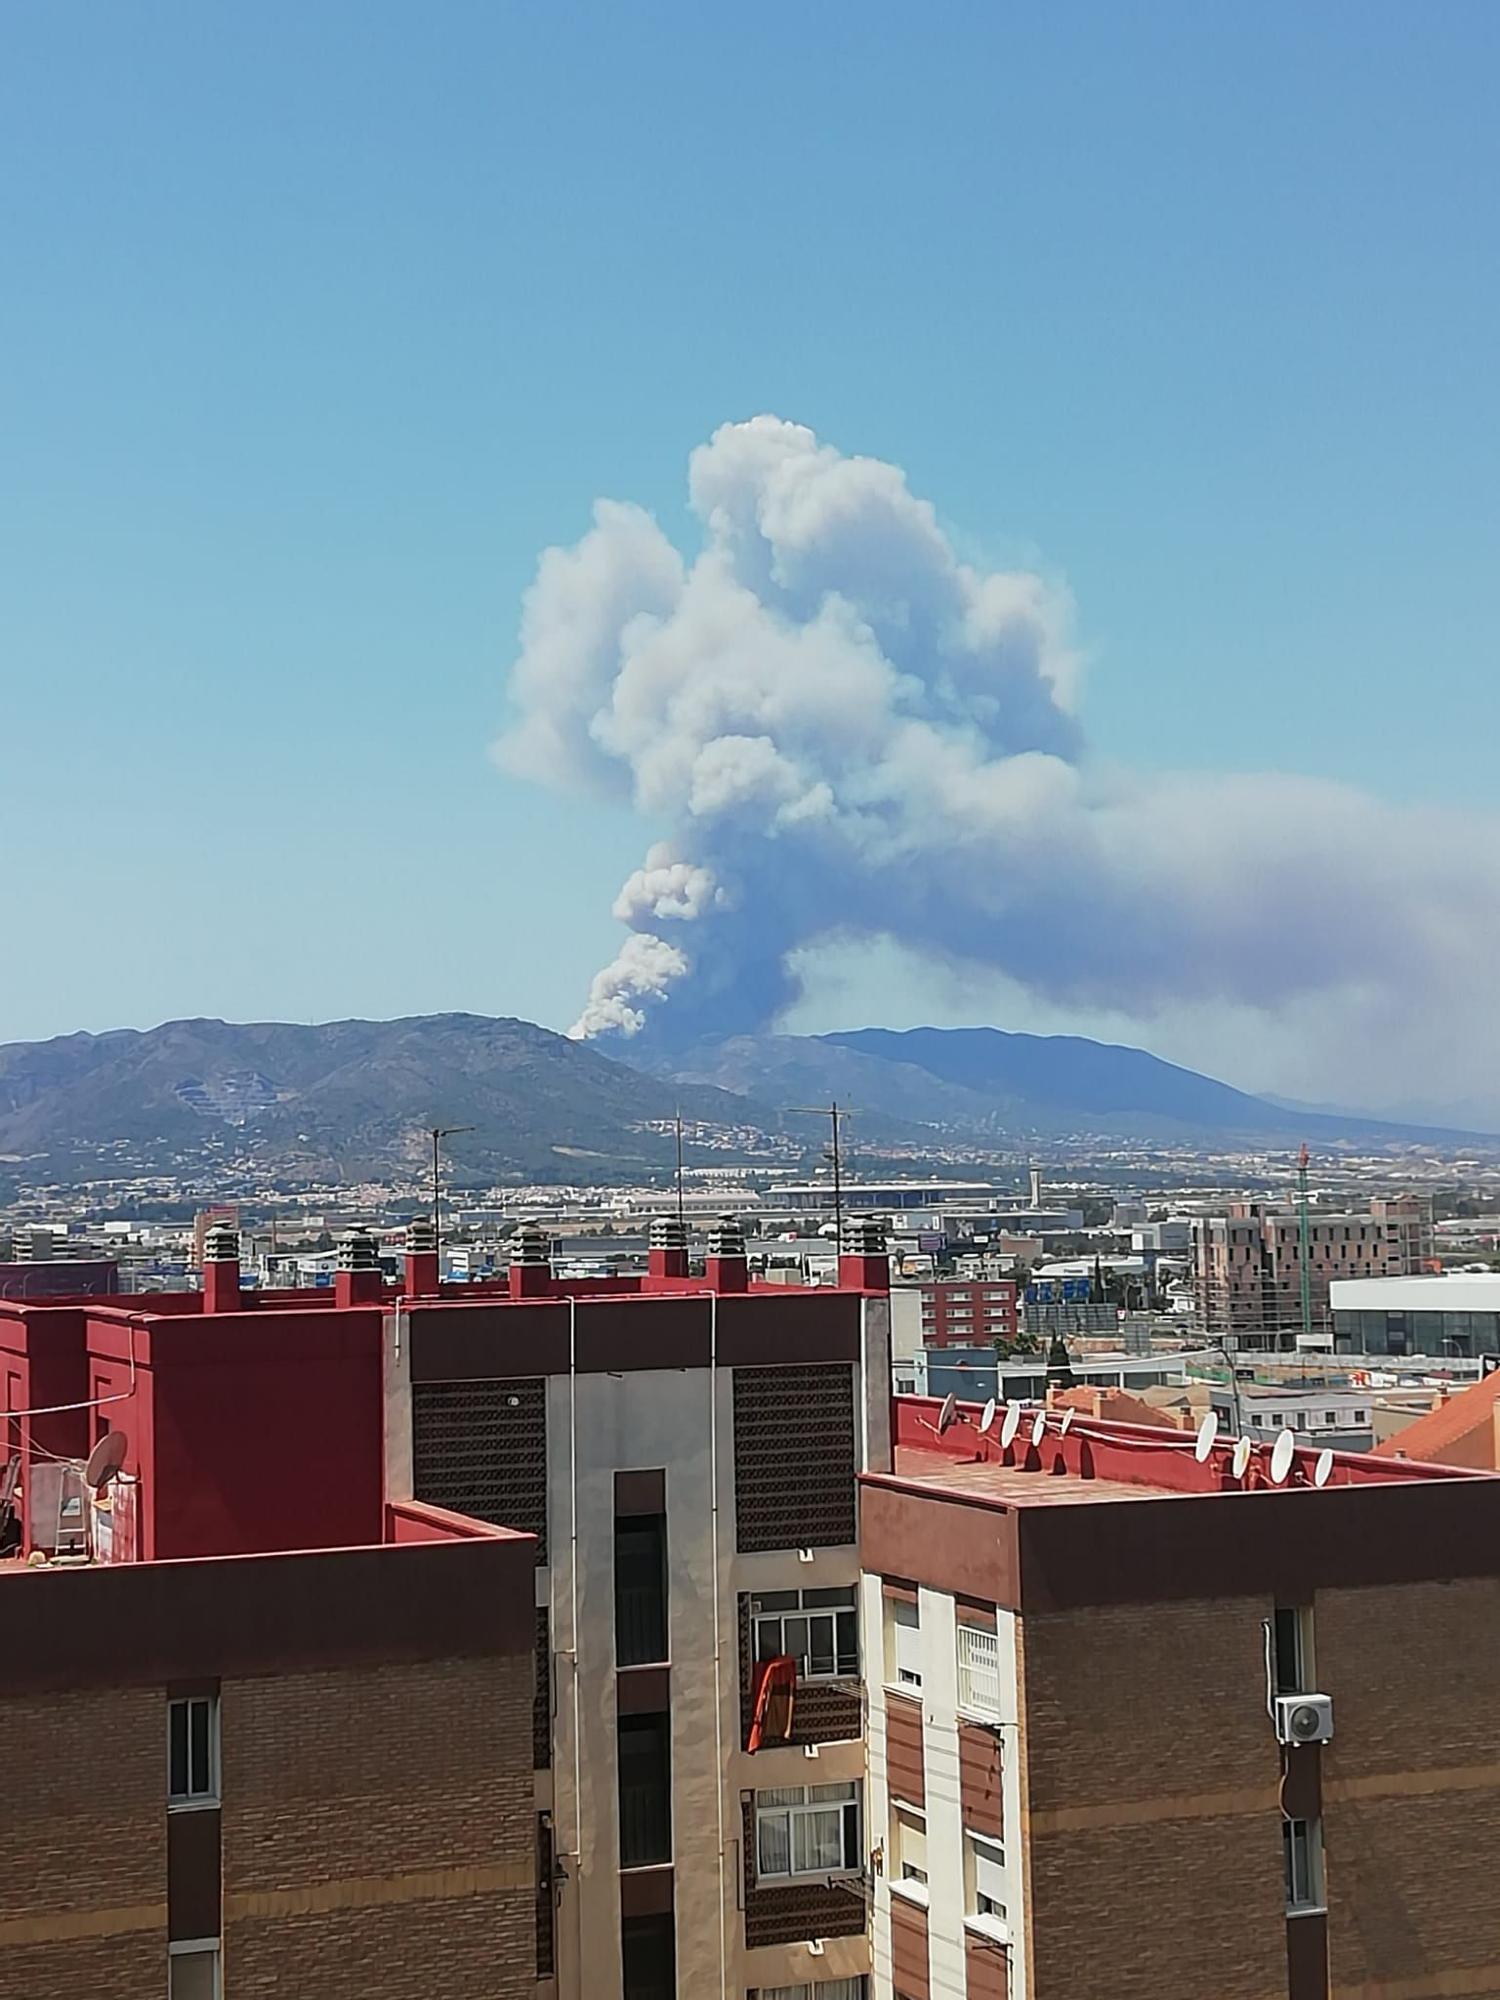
[1332,1271,1500,1359]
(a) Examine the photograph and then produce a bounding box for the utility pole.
[1297,1142,1314,1354]
[429,1124,476,1267]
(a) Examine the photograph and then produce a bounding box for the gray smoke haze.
[495,417,1500,1098]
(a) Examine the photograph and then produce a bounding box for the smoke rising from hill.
[495,417,1500,1086]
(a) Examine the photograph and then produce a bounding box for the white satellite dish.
[979,1398,998,1436]
[1058,1407,1075,1437]
[1269,1428,1296,1485]
[1313,1448,1334,1489]
[1193,1411,1219,1463]
[1231,1435,1252,1480]
[936,1392,958,1435]
[1000,1401,1022,1449]
[1030,1409,1047,1448]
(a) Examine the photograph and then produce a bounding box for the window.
[621,1909,675,2000]
[753,1586,858,1680]
[1273,1606,1313,1695]
[762,1982,866,2000]
[616,1513,669,1667]
[618,1712,672,1868]
[1283,1817,1324,1913]
[168,1943,220,2000]
[888,1596,921,1689]
[964,1831,1007,1928]
[168,1695,219,1808]
[755,1783,861,1880]
[956,1623,1001,1719]
[890,1803,928,1902]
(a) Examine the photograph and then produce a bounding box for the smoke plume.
[496,417,1500,1096]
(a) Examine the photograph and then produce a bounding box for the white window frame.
[752,1586,859,1682]
[890,1802,929,1906]
[755,1783,861,1884]
[964,1829,1009,1938]
[1283,1816,1325,1915]
[956,1622,1002,1719]
[168,1694,220,1810]
[889,1596,922,1690]
[168,1939,222,1999]
[761,1981,867,2000]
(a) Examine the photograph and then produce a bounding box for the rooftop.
[876,1394,1476,1510]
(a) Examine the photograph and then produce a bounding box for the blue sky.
[3,3,1496,1107]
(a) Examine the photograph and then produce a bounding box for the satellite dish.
[1030,1410,1047,1448]
[979,1398,998,1436]
[936,1392,958,1435]
[1313,1448,1334,1489]
[1193,1411,1219,1464]
[1000,1402,1022,1449]
[1058,1407,1075,1437]
[1269,1429,1296,1485]
[1232,1436,1252,1480]
[84,1431,128,1490]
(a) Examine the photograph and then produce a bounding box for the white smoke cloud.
[495,416,1500,1103]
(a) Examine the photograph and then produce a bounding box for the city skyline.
[3,3,1497,1123]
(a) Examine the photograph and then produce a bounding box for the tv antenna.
[1231,1435,1252,1480]
[1313,1448,1334,1489]
[789,1100,855,1246]
[979,1398,998,1436]
[1058,1406,1076,1437]
[674,1108,686,1234]
[935,1392,958,1436]
[1194,1411,1219,1464]
[1000,1402,1022,1450]
[428,1124,476,1265]
[1030,1409,1047,1449]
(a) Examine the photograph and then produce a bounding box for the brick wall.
[1018,1596,1286,2000]
[412,1376,548,1556]
[1319,1577,1500,1998]
[0,1685,165,2000]
[221,1654,535,1998]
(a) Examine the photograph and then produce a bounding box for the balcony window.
[964,1831,1007,1929]
[755,1783,861,1880]
[616,1513,669,1667]
[618,1712,672,1868]
[890,1803,928,1903]
[887,1596,922,1690]
[956,1623,1002,1719]
[753,1586,858,1680]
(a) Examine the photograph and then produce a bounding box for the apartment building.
[1,1213,895,2000]
[0,1236,538,2000]
[1193,1195,1433,1346]
[859,1394,1500,2000]
[896,1277,1019,1350]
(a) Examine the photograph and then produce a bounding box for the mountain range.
[0,1013,1491,1192]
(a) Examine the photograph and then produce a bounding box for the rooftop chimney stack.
[705,1215,750,1295]
[838,1215,891,1292]
[334,1226,384,1308]
[202,1223,242,1315]
[508,1220,554,1300]
[404,1217,441,1297]
[648,1214,690,1281]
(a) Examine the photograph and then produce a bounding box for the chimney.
[334,1226,384,1307]
[508,1220,554,1300]
[1029,1164,1043,1209]
[705,1215,750,1295]
[202,1223,242,1314]
[404,1216,441,1297]
[838,1215,890,1292]
[648,1214,690,1281]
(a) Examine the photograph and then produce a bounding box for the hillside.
[0,1014,787,1185]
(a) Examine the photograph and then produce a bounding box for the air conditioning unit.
[1275,1693,1333,1745]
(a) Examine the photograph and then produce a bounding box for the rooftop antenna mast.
[790,1101,853,1246]
[674,1108,686,1234]
[429,1124,476,1268]
[1297,1142,1313,1354]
